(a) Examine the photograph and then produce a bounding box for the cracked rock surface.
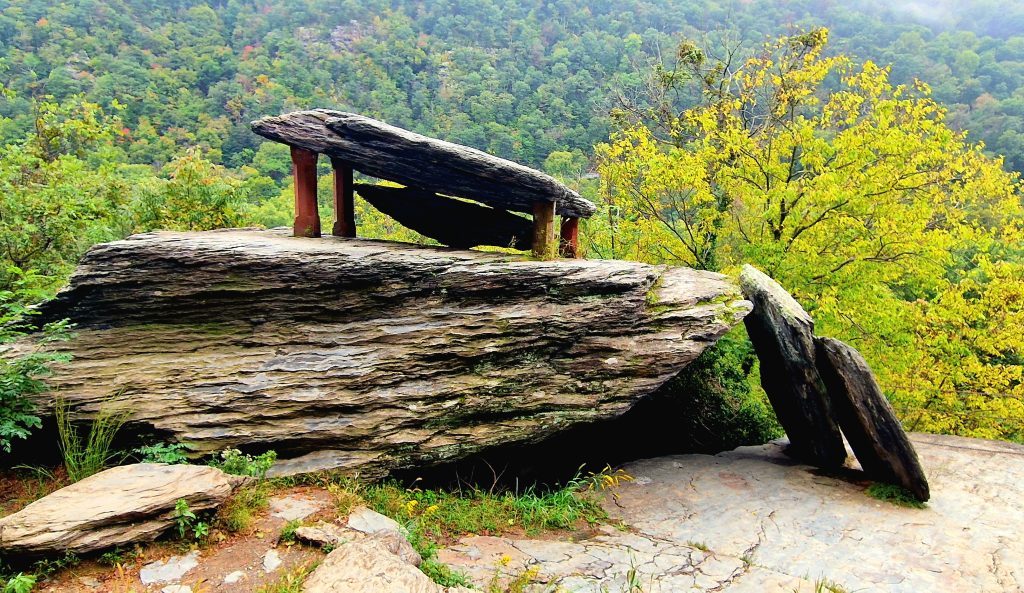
[438,433,1024,592]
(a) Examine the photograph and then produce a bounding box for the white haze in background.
[888,0,957,27]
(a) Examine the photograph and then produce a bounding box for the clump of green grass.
[318,470,615,589]
[255,561,318,593]
[358,480,606,543]
[865,482,926,509]
[55,398,130,482]
[217,482,270,533]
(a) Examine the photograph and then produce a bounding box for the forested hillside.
[2,0,1024,171]
[0,1,1021,447]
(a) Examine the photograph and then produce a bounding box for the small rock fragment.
[263,548,282,573]
[0,465,242,556]
[269,494,325,521]
[140,551,200,585]
[347,506,402,535]
[77,577,101,588]
[223,570,245,584]
[302,539,440,593]
[161,586,192,593]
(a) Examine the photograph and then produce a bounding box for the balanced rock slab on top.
[251,109,595,219]
[27,229,750,478]
[0,464,243,556]
[739,264,846,468]
[815,336,930,500]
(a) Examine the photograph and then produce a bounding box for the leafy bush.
[211,448,277,479]
[2,573,36,593]
[651,328,782,452]
[173,498,209,540]
[0,281,72,454]
[134,442,190,464]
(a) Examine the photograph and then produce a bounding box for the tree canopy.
[591,29,1024,440]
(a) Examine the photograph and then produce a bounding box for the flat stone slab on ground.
[439,434,1024,592]
[140,551,200,585]
[268,492,328,521]
[0,464,242,556]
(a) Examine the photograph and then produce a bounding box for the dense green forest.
[0,1,1021,448]
[2,0,1024,171]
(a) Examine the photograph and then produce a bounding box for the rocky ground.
[16,432,1023,592]
[441,433,1023,593]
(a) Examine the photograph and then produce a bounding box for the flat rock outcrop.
[816,337,930,500]
[0,464,243,556]
[739,265,846,468]
[439,434,1024,593]
[31,229,749,478]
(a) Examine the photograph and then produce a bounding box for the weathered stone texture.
[0,464,242,555]
[815,336,930,500]
[739,264,846,468]
[31,229,749,478]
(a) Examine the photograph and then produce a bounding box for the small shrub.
[280,519,302,543]
[172,498,209,541]
[216,483,269,533]
[2,573,36,593]
[255,561,317,593]
[211,448,276,479]
[865,483,926,509]
[0,287,73,454]
[134,442,190,464]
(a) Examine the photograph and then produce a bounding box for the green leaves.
[592,30,1024,441]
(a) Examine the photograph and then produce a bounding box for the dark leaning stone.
[815,336,930,501]
[739,264,847,468]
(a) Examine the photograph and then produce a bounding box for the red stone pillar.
[559,217,580,258]
[331,157,356,238]
[291,146,321,238]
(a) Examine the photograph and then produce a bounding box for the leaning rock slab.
[739,265,845,468]
[0,464,242,556]
[29,229,749,478]
[815,337,930,500]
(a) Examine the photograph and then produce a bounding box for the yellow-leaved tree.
[590,29,1024,440]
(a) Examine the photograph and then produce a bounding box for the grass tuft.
[255,561,318,593]
[216,482,270,533]
[55,398,130,482]
[865,482,926,509]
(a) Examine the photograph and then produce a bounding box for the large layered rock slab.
[354,184,533,249]
[31,229,749,478]
[251,110,595,218]
[739,265,846,468]
[815,337,930,500]
[0,464,243,556]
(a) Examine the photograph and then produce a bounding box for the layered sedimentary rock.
[31,229,748,478]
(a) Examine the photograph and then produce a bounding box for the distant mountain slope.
[1,0,1022,172]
